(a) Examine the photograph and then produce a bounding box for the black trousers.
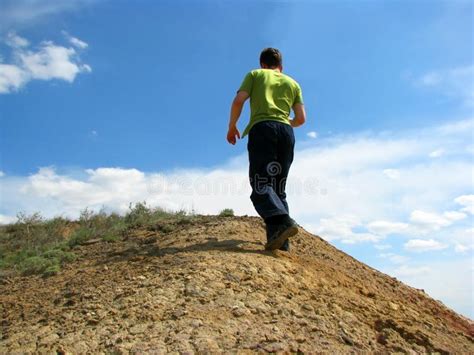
[247,120,295,219]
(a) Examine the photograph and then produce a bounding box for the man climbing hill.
[227,47,307,252]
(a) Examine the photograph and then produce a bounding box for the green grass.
[0,203,196,277]
[219,208,235,217]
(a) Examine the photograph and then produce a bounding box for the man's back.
[238,68,304,137]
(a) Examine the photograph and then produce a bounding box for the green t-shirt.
[237,68,304,137]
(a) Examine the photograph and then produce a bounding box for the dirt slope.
[1,215,473,353]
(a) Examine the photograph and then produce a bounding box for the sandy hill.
[1,215,473,353]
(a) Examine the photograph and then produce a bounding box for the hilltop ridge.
[1,215,473,353]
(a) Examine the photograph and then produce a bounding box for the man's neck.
[263,67,281,72]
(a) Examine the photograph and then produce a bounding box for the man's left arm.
[227,91,249,145]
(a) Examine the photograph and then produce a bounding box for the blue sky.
[0,0,473,317]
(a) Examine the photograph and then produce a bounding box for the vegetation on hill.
[218,208,234,217]
[0,202,196,277]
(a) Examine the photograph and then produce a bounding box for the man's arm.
[290,103,306,128]
[227,91,250,145]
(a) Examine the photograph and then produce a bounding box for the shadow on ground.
[95,237,280,266]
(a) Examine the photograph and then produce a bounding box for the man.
[227,47,306,251]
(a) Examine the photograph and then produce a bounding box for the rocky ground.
[1,215,473,353]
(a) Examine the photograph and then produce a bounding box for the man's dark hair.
[260,48,282,68]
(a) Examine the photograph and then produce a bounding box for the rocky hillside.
[1,215,473,353]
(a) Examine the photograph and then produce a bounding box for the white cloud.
[306,131,317,139]
[0,63,28,93]
[418,73,440,86]
[443,210,466,222]
[415,65,474,106]
[367,209,466,239]
[20,42,83,81]
[0,214,16,225]
[367,220,409,236]
[312,215,359,239]
[404,239,448,252]
[455,194,474,215]
[0,0,97,30]
[454,243,473,253]
[446,227,474,248]
[16,167,149,216]
[392,265,431,277]
[429,148,445,158]
[5,31,29,47]
[342,233,382,244]
[81,64,92,73]
[0,171,5,177]
[374,244,392,250]
[379,253,409,264]
[70,37,88,49]
[383,168,400,180]
[436,118,474,135]
[62,31,88,49]
[409,210,452,230]
[0,34,91,94]
[309,215,382,244]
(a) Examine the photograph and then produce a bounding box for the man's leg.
[276,122,295,216]
[248,121,289,220]
[273,122,296,251]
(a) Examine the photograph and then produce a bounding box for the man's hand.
[227,91,249,145]
[227,125,241,145]
[290,103,306,128]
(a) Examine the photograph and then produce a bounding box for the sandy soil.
[1,215,473,353]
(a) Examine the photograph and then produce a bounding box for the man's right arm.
[290,103,306,128]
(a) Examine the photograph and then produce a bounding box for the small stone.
[39,333,59,346]
[263,342,284,352]
[302,304,314,312]
[232,306,250,317]
[340,329,355,346]
[70,341,89,353]
[359,287,376,298]
[194,337,220,352]
[129,323,147,335]
[172,309,187,319]
[389,302,399,311]
[55,346,71,355]
[191,319,203,328]
[332,304,343,314]
[185,284,204,297]
[87,318,100,326]
[296,336,306,343]
[266,332,281,342]
[298,319,309,326]
[36,326,54,338]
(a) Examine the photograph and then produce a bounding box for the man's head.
[260,47,283,71]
